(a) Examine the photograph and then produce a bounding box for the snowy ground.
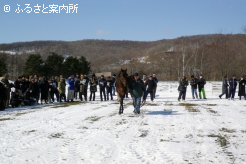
[0,82,246,164]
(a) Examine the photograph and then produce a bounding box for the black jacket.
[238,79,246,96]
[190,78,198,89]
[178,79,188,92]
[99,78,107,89]
[198,78,206,89]
[222,79,229,92]
[145,79,157,92]
[229,78,237,90]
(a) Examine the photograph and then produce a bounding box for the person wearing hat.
[128,72,145,114]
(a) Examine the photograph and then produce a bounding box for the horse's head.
[120,68,128,78]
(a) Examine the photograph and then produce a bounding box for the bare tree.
[243,26,246,34]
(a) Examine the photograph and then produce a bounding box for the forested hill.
[1,34,246,80]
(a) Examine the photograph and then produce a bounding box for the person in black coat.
[39,77,49,104]
[1,74,11,107]
[197,75,207,99]
[106,76,114,101]
[99,75,107,101]
[190,75,198,99]
[178,76,188,101]
[228,76,237,100]
[219,76,229,99]
[143,75,157,102]
[89,74,98,101]
[29,78,40,103]
[238,76,246,100]
[0,80,8,110]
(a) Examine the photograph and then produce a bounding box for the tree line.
[0,53,91,78]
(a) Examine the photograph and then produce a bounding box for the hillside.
[1,34,246,80]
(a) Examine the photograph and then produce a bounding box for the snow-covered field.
[0,82,246,164]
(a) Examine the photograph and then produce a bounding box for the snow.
[0,82,246,164]
[0,50,35,55]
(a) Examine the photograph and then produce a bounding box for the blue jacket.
[68,79,75,90]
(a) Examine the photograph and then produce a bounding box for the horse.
[116,68,128,114]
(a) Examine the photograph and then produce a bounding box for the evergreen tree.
[0,57,7,76]
[79,56,91,74]
[62,56,80,77]
[62,56,91,77]
[45,52,64,76]
[24,54,44,76]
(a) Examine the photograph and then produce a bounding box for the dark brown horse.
[116,68,128,114]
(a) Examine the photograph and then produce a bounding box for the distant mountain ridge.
[1,34,246,80]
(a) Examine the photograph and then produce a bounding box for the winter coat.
[222,79,229,92]
[20,80,30,94]
[39,80,49,100]
[0,81,8,100]
[79,79,87,94]
[68,79,75,90]
[74,79,80,92]
[145,79,157,92]
[128,79,145,98]
[229,78,237,90]
[1,78,11,93]
[106,78,114,89]
[112,77,116,87]
[58,81,66,94]
[238,79,246,96]
[29,82,40,97]
[99,78,107,89]
[178,79,188,92]
[190,78,198,89]
[198,78,206,90]
[153,77,158,87]
[14,80,21,90]
[0,81,8,110]
[90,77,98,92]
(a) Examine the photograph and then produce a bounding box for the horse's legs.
[121,99,124,114]
[119,98,122,114]
[118,98,124,114]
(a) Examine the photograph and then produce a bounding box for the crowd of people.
[177,75,246,101]
[1,72,245,113]
[0,73,159,112]
[0,73,118,111]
